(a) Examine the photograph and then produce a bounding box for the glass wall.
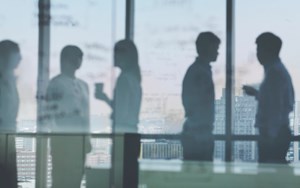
[2,0,300,187]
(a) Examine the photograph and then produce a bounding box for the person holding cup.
[95,39,142,133]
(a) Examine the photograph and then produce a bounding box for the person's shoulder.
[48,74,63,86]
[77,78,89,89]
[46,75,65,101]
[183,63,197,80]
[185,62,199,75]
[272,62,289,76]
[49,74,64,83]
[77,78,87,85]
[268,62,291,83]
[117,73,132,87]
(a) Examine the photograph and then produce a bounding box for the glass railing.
[1,132,300,188]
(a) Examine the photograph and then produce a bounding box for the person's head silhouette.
[196,32,220,63]
[0,40,21,74]
[60,45,83,75]
[256,32,282,65]
[114,39,141,82]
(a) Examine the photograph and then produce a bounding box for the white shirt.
[255,59,294,137]
[46,74,90,133]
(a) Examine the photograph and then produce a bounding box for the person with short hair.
[46,45,91,187]
[181,32,221,161]
[243,32,294,163]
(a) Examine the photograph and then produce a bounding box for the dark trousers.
[0,163,18,188]
[0,136,17,188]
[181,124,214,161]
[258,125,291,164]
[123,134,141,188]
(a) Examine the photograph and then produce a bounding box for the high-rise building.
[233,93,258,162]
[17,150,36,180]
[214,89,300,162]
[214,89,258,162]
[141,139,182,159]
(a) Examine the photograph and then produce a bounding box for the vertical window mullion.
[125,0,135,40]
[36,0,51,188]
[225,0,235,162]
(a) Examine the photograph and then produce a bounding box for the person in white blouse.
[95,39,142,133]
[0,40,21,188]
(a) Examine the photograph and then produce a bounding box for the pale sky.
[1,0,300,125]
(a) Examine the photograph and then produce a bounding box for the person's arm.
[243,85,259,100]
[95,89,112,108]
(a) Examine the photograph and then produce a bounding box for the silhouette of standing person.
[0,40,21,188]
[95,40,142,188]
[243,32,294,164]
[181,32,220,161]
[46,45,91,188]
[95,39,142,133]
